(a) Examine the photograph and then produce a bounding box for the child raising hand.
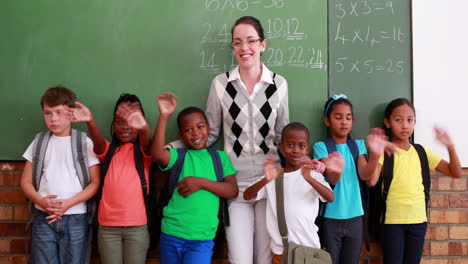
[69,94,153,264]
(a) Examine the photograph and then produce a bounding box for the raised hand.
[157,92,177,116]
[322,152,345,177]
[116,102,147,130]
[68,102,93,123]
[263,155,282,182]
[435,126,453,147]
[367,128,396,157]
[176,177,205,198]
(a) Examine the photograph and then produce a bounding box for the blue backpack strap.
[32,131,52,190]
[324,138,337,156]
[207,148,230,226]
[168,149,188,197]
[346,139,359,164]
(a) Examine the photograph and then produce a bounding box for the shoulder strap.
[168,149,188,197]
[134,141,148,208]
[275,172,289,260]
[346,139,359,163]
[97,140,120,210]
[32,131,52,190]
[412,144,431,204]
[381,152,395,223]
[207,148,223,182]
[207,148,230,226]
[324,138,337,155]
[71,129,90,189]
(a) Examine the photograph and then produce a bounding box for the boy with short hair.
[243,122,335,264]
[151,92,239,264]
[20,86,100,264]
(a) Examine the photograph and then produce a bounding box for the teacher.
[205,16,289,264]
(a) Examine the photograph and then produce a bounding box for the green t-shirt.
[160,148,237,240]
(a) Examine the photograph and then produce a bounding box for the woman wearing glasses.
[206,16,289,264]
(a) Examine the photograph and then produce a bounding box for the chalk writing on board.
[200,46,325,73]
[334,58,405,74]
[198,48,326,72]
[335,23,405,45]
[205,0,285,12]
[335,1,394,18]
[202,17,306,43]
[331,0,407,75]
[265,17,305,40]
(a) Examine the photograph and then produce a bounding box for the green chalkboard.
[328,0,412,138]
[0,0,327,160]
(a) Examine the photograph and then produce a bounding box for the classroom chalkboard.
[0,0,327,160]
[328,0,412,138]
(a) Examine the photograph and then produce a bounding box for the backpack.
[31,129,96,223]
[368,143,430,239]
[98,140,160,249]
[31,129,95,264]
[318,138,370,251]
[153,148,229,248]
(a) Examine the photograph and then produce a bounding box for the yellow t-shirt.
[378,145,442,224]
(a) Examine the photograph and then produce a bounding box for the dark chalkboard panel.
[0,0,327,160]
[328,0,412,138]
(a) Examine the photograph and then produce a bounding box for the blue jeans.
[159,232,214,264]
[382,222,427,264]
[320,216,363,264]
[30,208,89,264]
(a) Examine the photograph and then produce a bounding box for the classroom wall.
[413,0,468,167]
[1,161,467,264]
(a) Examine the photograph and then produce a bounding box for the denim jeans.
[30,208,89,264]
[382,222,427,264]
[159,232,214,264]
[320,216,363,264]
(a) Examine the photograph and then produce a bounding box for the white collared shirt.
[227,63,274,99]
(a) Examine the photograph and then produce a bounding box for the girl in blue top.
[313,94,388,264]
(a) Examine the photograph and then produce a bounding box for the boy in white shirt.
[20,86,100,264]
[244,122,334,264]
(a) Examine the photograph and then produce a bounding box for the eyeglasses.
[231,38,262,48]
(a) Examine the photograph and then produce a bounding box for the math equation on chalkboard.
[197,0,327,73]
[330,0,409,75]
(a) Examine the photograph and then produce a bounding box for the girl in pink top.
[70,94,152,264]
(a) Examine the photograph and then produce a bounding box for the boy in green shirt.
[151,93,238,264]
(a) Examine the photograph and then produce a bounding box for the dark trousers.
[382,222,427,264]
[320,216,363,264]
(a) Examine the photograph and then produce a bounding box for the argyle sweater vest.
[206,70,289,185]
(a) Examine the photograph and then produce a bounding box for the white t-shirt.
[256,169,331,254]
[23,134,100,214]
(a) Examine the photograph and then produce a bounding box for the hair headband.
[325,94,348,116]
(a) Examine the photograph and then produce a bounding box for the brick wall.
[1,161,466,264]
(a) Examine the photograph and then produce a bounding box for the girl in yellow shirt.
[370,98,461,264]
